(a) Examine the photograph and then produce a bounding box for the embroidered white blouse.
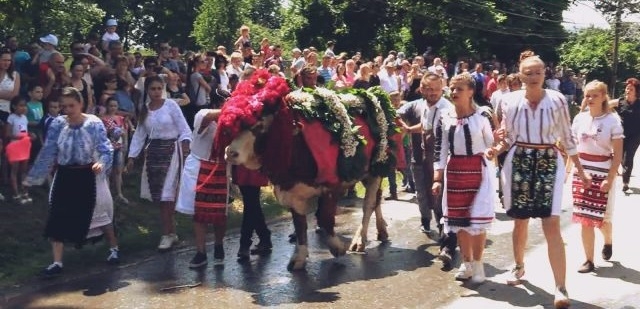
[26,115,113,185]
[499,89,577,156]
[434,110,494,170]
[571,111,624,157]
[128,99,192,158]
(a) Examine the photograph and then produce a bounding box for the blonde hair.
[519,56,545,72]
[449,72,475,91]
[583,80,611,112]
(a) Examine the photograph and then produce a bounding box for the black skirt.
[45,165,97,247]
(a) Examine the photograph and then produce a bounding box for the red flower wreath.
[213,69,291,158]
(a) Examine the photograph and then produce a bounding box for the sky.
[563,1,640,30]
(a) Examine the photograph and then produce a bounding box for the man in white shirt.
[378,62,399,93]
[400,73,457,267]
[290,48,306,76]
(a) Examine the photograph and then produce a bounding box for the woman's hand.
[484,147,497,161]
[493,128,505,142]
[580,170,592,188]
[92,162,104,174]
[432,181,442,196]
[600,177,613,192]
[181,140,190,157]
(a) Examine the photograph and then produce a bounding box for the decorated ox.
[214,70,399,270]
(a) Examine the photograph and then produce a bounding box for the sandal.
[507,264,525,285]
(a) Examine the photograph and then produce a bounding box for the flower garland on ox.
[214,70,399,182]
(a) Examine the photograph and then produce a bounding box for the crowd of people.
[1,21,639,309]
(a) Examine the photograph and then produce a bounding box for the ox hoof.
[287,260,307,271]
[348,243,366,253]
[327,236,347,257]
[377,230,389,242]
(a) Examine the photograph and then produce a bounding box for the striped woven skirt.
[572,155,614,228]
[193,160,229,225]
[445,155,484,228]
[142,139,181,202]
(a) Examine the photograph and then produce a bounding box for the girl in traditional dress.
[176,108,229,268]
[570,81,623,273]
[127,76,192,251]
[432,73,496,283]
[490,56,591,308]
[24,87,119,278]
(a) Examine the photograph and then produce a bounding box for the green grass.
[0,168,288,288]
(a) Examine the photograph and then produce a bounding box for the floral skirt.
[502,144,564,219]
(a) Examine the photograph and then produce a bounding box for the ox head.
[224,115,274,170]
[215,69,292,170]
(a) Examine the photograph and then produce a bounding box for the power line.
[457,0,577,24]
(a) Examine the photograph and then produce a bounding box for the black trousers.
[622,137,640,185]
[239,186,271,249]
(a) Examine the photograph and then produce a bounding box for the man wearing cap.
[35,34,58,64]
[102,19,120,53]
[290,48,305,76]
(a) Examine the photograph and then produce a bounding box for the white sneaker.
[455,262,473,281]
[0,192,5,202]
[158,234,179,251]
[471,261,486,283]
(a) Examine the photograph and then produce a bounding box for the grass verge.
[0,168,288,289]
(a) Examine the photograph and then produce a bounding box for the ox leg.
[375,186,389,242]
[349,177,382,252]
[317,191,346,257]
[288,210,309,271]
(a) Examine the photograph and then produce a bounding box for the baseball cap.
[106,19,118,27]
[39,34,58,47]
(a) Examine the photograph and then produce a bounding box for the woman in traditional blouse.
[432,73,495,284]
[490,56,591,308]
[25,87,119,278]
[570,80,623,273]
[127,76,192,252]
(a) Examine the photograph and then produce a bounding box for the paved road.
[3,157,640,309]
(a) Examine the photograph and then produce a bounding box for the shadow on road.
[596,261,640,285]
[460,280,605,309]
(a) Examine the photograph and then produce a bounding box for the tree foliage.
[0,0,104,48]
[193,0,247,50]
[558,26,640,95]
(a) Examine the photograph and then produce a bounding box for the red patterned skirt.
[194,160,229,225]
[572,154,613,228]
[446,155,483,227]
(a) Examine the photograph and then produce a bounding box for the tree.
[558,26,640,96]
[0,0,105,49]
[193,0,247,50]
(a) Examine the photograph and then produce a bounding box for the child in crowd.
[5,96,32,204]
[101,97,129,204]
[27,85,45,135]
[40,100,60,142]
[27,85,45,165]
[101,19,120,53]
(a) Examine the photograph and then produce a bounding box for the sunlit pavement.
[3,156,640,309]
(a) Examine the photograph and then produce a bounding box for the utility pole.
[611,0,623,96]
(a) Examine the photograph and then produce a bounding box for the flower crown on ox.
[214,69,291,157]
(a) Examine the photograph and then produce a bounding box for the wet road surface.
[4,160,640,308]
